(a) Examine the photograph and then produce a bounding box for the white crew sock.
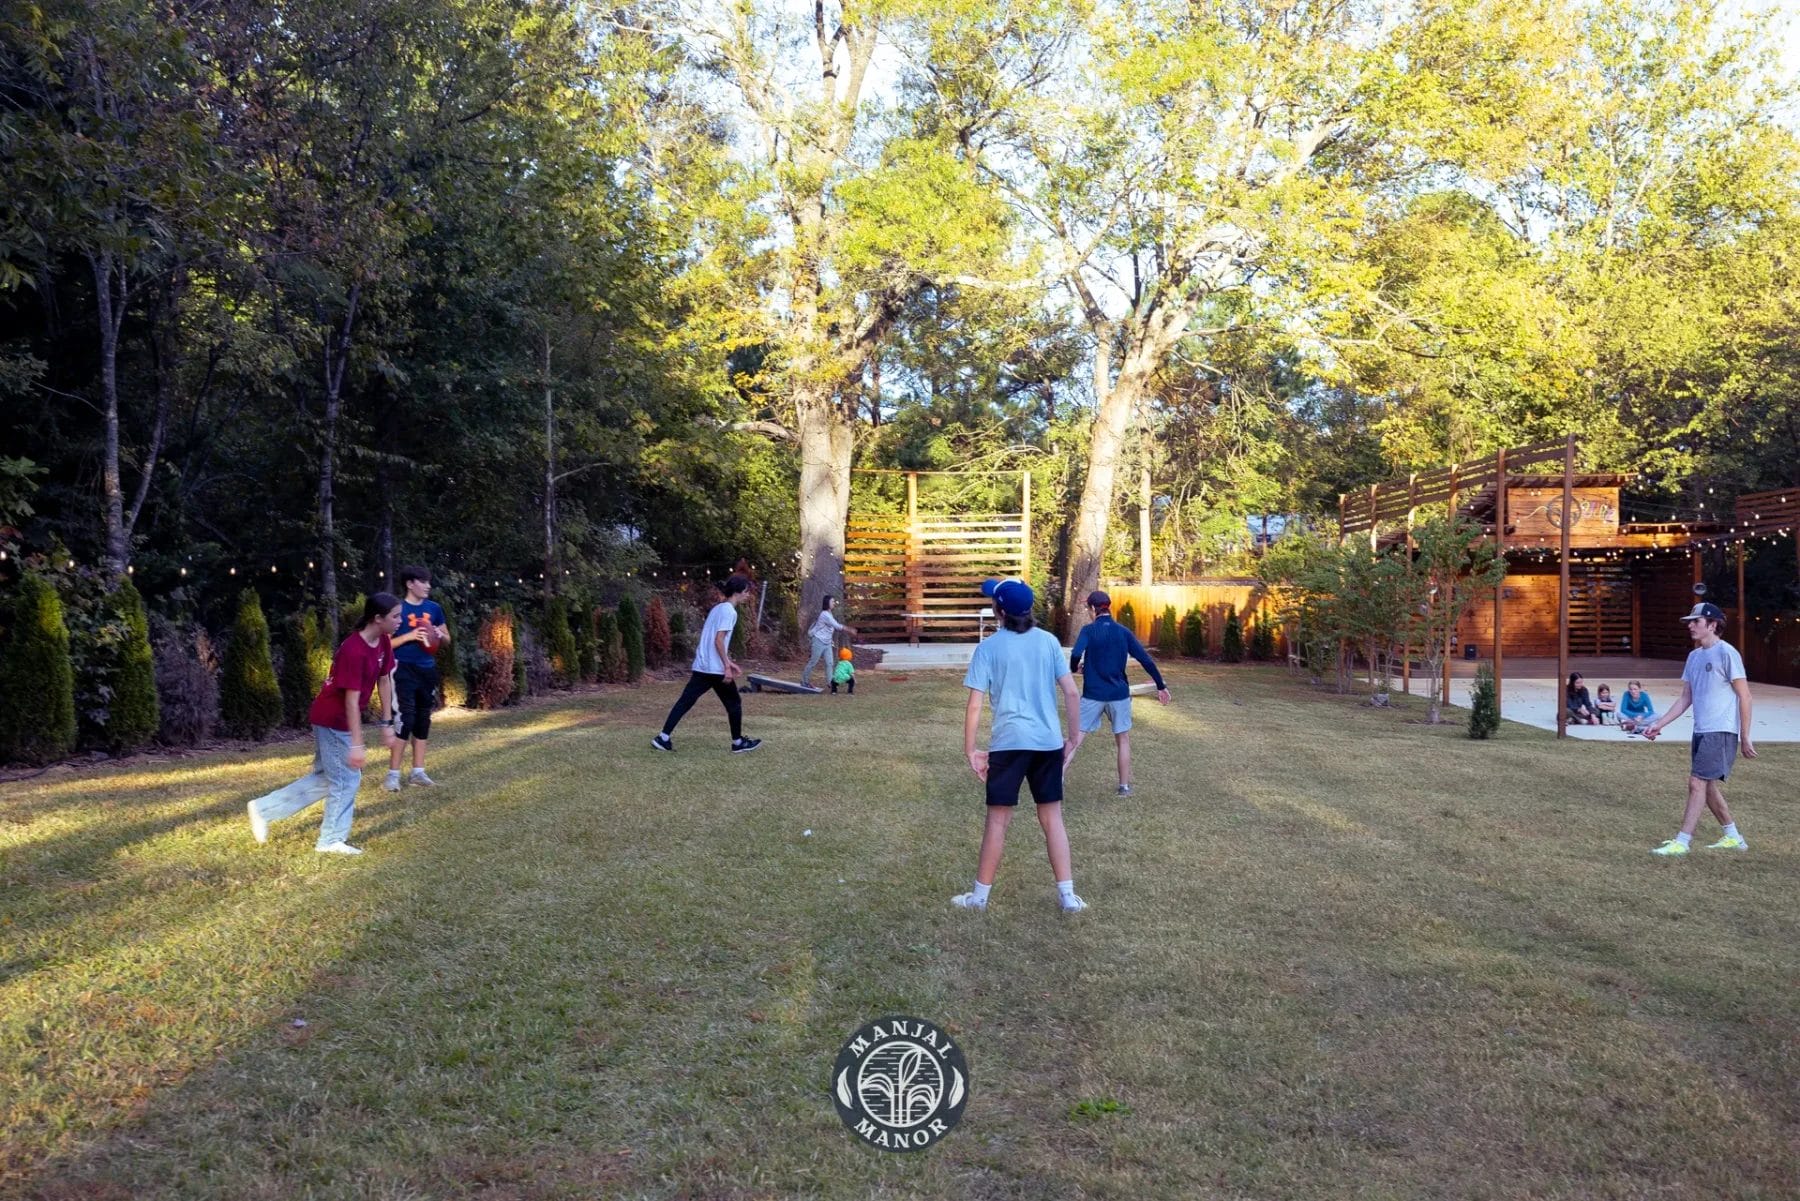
[1056,879,1076,900]
[385,769,400,782]
[1723,823,1741,839]
[970,880,992,904]
[1674,831,1692,848]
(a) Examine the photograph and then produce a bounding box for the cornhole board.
[1130,682,1158,696]
[745,674,823,695]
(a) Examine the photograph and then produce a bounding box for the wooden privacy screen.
[844,472,1030,643]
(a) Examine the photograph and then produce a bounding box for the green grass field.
[2,664,1796,1200]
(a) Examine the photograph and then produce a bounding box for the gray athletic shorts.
[1690,732,1738,781]
[1080,697,1132,734]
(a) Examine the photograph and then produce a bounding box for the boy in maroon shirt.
[247,594,401,854]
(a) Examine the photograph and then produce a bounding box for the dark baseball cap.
[1679,602,1725,624]
[1086,590,1111,610]
[981,577,1035,616]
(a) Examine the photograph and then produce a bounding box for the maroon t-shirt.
[308,632,396,730]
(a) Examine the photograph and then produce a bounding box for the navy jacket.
[1069,615,1165,702]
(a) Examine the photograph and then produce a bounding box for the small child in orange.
[830,648,855,695]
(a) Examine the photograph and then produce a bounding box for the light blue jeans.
[801,636,833,687]
[252,725,363,848]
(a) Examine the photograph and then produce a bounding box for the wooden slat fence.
[1100,580,1281,652]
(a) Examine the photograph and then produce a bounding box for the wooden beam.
[1020,470,1031,586]
[1444,464,1458,704]
[906,472,921,647]
[1557,435,1574,738]
[1140,467,1152,588]
[1736,538,1746,643]
[1493,448,1506,712]
[1404,473,1417,694]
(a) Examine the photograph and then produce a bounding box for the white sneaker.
[382,771,401,792]
[246,800,268,844]
[1059,893,1089,913]
[950,892,988,910]
[409,770,436,787]
[316,841,363,855]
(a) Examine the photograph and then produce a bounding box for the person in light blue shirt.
[1642,602,1757,855]
[1618,680,1655,733]
[951,578,1089,914]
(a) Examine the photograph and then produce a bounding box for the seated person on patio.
[1566,673,1601,725]
[1618,680,1656,732]
[1594,684,1617,722]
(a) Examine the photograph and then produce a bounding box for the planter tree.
[1400,516,1506,724]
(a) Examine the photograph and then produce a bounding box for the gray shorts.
[1690,732,1738,781]
[1080,697,1132,734]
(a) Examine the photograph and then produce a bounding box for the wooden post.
[1139,467,1152,588]
[1493,448,1506,712]
[1736,538,1746,644]
[1368,483,1379,552]
[1557,435,1574,738]
[905,472,921,646]
[1020,470,1031,585]
[1443,464,1459,704]
[1403,473,1417,694]
[1631,561,1642,656]
[1339,493,1347,544]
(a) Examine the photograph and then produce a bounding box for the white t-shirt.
[807,608,846,642]
[693,601,740,675]
[1682,639,1747,734]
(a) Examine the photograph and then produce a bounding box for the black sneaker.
[731,737,762,754]
[651,733,674,753]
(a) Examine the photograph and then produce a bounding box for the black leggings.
[661,671,742,739]
[394,662,438,741]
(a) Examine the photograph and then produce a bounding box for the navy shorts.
[1690,732,1738,781]
[985,748,1064,807]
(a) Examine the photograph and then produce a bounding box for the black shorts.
[985,748,1064,807]
[394,661,439,741]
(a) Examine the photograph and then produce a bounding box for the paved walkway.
[1442,671,1800,743]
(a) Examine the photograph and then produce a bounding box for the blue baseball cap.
[982,577,1035,616]
[1679,602,1726,624]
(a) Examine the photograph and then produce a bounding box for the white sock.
[1674,832,1692,848]
[385,769,400,780]
[1056,879,1075,900]
[410,767,428,777]
[971,880,992,903]
[1723,823,1740,839]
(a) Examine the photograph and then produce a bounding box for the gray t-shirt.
[1682,640,1747,734]
[692,601,739,674]
[963,627,1070,752]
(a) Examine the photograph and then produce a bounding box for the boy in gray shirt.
[1642,602,1758,855]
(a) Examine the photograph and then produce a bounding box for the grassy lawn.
[2,664,1796,1200]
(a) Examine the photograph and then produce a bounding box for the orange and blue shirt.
[395,600,445,668]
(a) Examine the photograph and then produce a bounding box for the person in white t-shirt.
[1641,602,1757,855]
[801,595,857,689]
[651,575,761,754]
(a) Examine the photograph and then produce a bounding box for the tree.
[645,595,672,668]
[544,597,578,687]
[1468,663,1500,739]
[1157,604,1179,656]
[617,594,645,683]
[684,0,1018,627]
[1399,516,1506,724]
[105,578,159,751]
[1180,606,1206,658]
[280,612,330,727]
[469,609,515,710]
[0,574,78,764]
[595,609,624,684]
[1220,607,1244,664]
[219,588,281,739]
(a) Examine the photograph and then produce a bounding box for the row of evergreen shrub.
[1111,601,1278,663]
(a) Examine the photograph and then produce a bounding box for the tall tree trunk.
[1066,365,1153,637]
[796,393,854,636]
[318,283,361,621]
[92,251,130,579]
[542,331,557,602]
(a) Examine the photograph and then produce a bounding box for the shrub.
[668,608,691,663]
[469,608,516,710]
[151,616,219,746]
[617,594,645,682]
[434,596,465,706]
[1250,611,1276,661]
[338,593,366,643]
[0,573,77,764]
[1180,606,1206,657]
[573,601,598,683]
[1116,601,1137,640]
[220,588,283,739]
[279,611,330,726]
[1157,604,1179,656]
[595,609,625,683]
[645,595,672,667]
[520,621,550,697]
[1220,606,1244,663]
[105,579,159,752]
[511,612,531,701]
[1468,663,1500,739]
[544,596,578,686]
[59,571,131,750]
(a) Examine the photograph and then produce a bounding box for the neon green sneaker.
[1705,834,1748,851]
[1651,839,1690,857]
